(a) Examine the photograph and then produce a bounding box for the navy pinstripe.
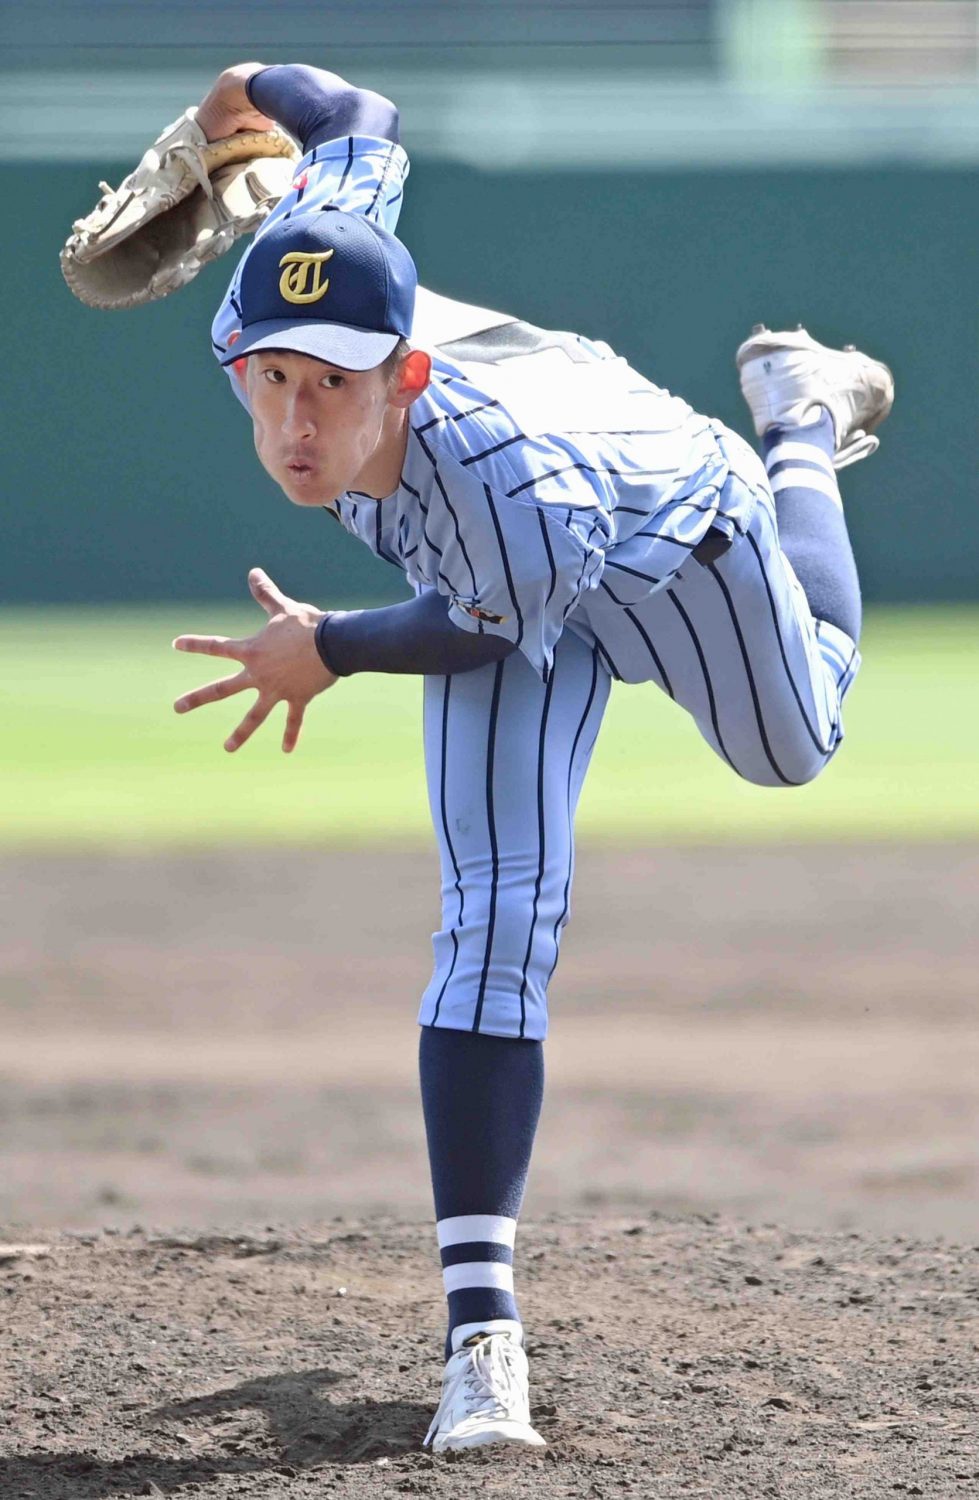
[429,676,463,1026]
[516,667,556,1038]
[482,485,525,649]
[544,647,603,991]
[706,560,799,787]
[746,511,838,756]
[666,587,739,774]
[472,661,505,1033]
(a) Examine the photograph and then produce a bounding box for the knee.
[734,740,834,789]
[421,897,562,1041]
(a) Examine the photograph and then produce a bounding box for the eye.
[262,367,286,384]
[321,372,346,390]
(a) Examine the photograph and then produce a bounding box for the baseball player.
[171,63,893,1452]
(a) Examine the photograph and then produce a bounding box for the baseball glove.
[60,109,301,310]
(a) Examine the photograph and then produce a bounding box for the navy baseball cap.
[220,208,416,372]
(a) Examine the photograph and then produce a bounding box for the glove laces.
[171,142,215,200]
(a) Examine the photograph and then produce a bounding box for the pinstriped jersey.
[335,352,752,676]
[213,135,758,678]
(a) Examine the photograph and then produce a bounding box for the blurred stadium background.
[1,2,976,1238]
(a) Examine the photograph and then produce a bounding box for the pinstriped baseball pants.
[418,471,860,1042]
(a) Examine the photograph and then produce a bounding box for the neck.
[352,406,409,500]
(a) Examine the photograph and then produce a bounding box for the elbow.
[309,80,399,147]
[349,86,399,144]
[257,65,400,150]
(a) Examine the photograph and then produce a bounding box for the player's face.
[245,350,406,507]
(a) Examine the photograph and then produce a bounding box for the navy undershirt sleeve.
[246,64,399,152]
[315,590,517,677]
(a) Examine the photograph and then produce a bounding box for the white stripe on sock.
[769,467,842,508]
[442,1261,515,1295]
[765,440,836,476]
[437,1214,517,1250]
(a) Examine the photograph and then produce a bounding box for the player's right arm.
[208,63,409,381]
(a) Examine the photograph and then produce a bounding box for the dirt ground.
[2,1217,976,1498]
[1,845,976,1237]
[1,844,977,1497]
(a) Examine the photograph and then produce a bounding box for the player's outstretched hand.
[173,568,336,754]
[195,63,275,142]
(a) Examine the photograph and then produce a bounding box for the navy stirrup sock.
[762,408,862,643]
[419,1025,544,1359]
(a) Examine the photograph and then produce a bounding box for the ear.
[226,330,249,385]
[389,348,432,409]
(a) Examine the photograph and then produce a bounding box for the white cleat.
[736,324,894,470]
[423,1331,547,1453]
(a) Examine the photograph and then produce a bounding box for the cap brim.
[219,319,401,372]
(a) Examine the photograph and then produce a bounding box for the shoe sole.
[736,327,895,434]
[431,1423,547,1453]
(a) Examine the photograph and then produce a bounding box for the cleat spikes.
[751,322,768,335]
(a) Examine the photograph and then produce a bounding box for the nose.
[281,389,317,442]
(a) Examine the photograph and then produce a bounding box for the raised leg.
[573,326,892,786]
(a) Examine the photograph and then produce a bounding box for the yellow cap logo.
[278,249,335,305]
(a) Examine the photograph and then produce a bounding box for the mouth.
[285,459,314,478]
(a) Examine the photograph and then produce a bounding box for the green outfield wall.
[7,161,976,607]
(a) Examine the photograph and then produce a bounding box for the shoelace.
[424,1337,523,1444]
[833,430,880,471]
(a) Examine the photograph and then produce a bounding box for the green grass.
[1,605,975,849]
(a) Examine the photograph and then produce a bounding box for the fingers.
[240,108,277,134]
[281,700,306,755]
[172,634,247,660]
[224,696,274,754]
[248,567,291,617]
[173,669,252,716]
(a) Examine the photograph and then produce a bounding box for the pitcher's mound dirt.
[2,1214,976,1499]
